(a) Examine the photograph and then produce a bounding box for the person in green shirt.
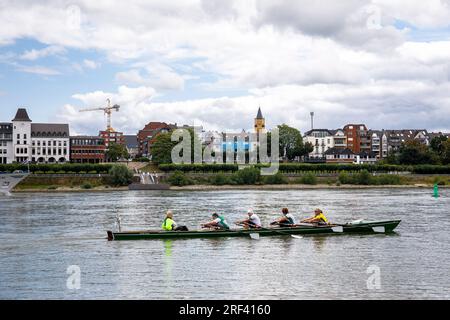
[201,213,230,230]
[162,211,188,231]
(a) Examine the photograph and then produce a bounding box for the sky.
[1,0,450,135]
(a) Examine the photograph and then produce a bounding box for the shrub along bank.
[158,163,450,174]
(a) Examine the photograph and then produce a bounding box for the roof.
[31,123,69,137]
[0,122,13,134]
[12,108,32,122]
[324,147,354,155]
[304,129,334,136]
[256,107,264,119]
[123,135,138,148]
[70,135,104,140]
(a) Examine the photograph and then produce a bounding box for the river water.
[0,188,449,300]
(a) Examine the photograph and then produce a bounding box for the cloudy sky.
[1,0,450,135]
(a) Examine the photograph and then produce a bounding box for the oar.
[235,222,261,240]
[266,223,303,239]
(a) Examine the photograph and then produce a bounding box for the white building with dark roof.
[2,108,70,164]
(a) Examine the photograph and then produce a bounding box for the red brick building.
[343,124,371,154]
[137,122,176,156]
[70,136,106,163]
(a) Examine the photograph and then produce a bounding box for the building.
[70,136,106,163]
[343,124,371,154]
[381,129,429,157]
[3,108,70,164]
[303,129,347,159]
[31,123,70,163]
[254,107,266,135]
[324,147,355,163]
[137,122,176,157]
[0,123,13,164]
[99,129,125,148]
[124,135,139,159]
[369,130,383,159]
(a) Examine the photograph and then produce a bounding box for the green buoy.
[433,183,439,198]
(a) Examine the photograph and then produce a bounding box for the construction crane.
[79,99,120,131]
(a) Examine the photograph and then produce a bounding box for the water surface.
[0,188,449,299]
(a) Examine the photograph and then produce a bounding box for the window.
[24,134,27,139]
[17,134,20,139]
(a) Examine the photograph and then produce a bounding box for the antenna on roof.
[310,112,314,130]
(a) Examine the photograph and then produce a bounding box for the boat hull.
[107,220,401,241]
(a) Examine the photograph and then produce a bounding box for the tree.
[430,135,448,155]
[441,139,450,164]
[278,124,309,161]
[150,128,202,165]
[398,140,437,165]
[106,143,129,162]
[109,165,134,186]
[150,132,176,165]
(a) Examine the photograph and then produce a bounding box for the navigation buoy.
[433,183,439,198]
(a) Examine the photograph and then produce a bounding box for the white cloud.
[19,45,66,60]
[16,65,60,75]
[83,59,100,69]
[0,0,449,132]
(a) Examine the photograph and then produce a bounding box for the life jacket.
[315,213,328,223]
[162,218,174,231]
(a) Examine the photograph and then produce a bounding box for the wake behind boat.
[107,220,401,241]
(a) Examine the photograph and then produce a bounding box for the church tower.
[254,107,266,134]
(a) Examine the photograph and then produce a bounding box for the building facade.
[304,129,347,159]
[1,108,70,164]
[31,123,70,163]
[137,122,176,157]
[0,123,13,164]
[343,124,370,154]
[99,129,125,148]
[70,136,106,163]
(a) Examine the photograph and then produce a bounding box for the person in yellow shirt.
[301,209,329,225]
[162,211,188,231]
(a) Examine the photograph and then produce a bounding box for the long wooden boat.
[107,220,401,241]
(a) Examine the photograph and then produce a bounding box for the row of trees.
[150,125,313,165]
[385,136,450,165]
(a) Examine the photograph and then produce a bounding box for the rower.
[270,208,296,227]
[236,209,262,229]
[202,213,230,230]
[162,211,188,231]
[301,209,329,225]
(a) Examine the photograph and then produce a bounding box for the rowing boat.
[106,220,401,241]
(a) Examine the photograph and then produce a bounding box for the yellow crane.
[79,99,120,131]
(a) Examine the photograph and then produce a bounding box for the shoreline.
[10,183,448,192]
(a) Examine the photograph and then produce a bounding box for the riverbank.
[170,183,449,191]
[12,183,448,192]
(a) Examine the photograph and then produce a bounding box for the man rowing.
[235,209,262,229]
[301,208,329,225]
[201,213,230,230]
[270,208,296,227]
[161,211,188,231]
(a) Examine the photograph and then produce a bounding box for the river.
[0,188,449,299]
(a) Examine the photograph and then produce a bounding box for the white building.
[304,129,347,158]
[31,123,70,163]
[2,108,70,164]
[0,123,13,164]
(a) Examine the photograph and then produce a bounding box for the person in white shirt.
[236,209,262,229]
[270,208,296,227]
